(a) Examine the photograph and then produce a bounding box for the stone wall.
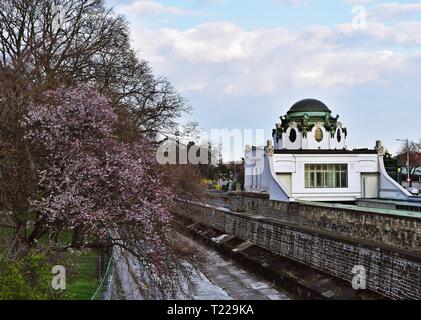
[229,192,421,253]
[179,199,421,300]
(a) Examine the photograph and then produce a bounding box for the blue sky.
[106,0,421,160]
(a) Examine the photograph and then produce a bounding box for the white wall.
[272,153,378,201]
[330,127,346,149]
[244,147,290,201]
[378,154,414,200]
[245,148,416,202]
[307,125,329,150]
[276,124,346,151]
[361,173,379,198]
[282,126,302,150]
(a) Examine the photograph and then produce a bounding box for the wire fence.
[91,253,114,300]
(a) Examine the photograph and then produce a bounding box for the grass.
[1,224,101,300]
[62,250,99,300]
[35,229,101,300]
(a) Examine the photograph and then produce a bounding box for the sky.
[106,0,421,160]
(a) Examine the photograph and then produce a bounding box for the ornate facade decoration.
[247,98,414,203]
[272,98,348,150]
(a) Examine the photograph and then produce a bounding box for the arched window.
[337,129,342,142]
[315,128,323,142]
[289,128,297,143]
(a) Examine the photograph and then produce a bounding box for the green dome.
[276,98,345,139]
[287,99,331,114]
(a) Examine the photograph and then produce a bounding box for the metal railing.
[91,255,114,300]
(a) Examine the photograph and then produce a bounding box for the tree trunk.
[27,212,48,245]
[71,225,85,249]
[12,220,28,256]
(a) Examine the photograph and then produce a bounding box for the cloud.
[118,0,203,16]
[337,20,421,46]
[196,0,226,3]
[114,0,421,159]
[370,2,421,22]
[272,0,304,5]
[293,50,409,88]
[344,1,421,22]
[344,0,378,4]
[130,20,420,96]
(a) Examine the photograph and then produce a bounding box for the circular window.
[337,129,342,142]
[315,128,323,142]
[289,128,297,143]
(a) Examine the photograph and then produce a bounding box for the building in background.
[244,99,415,202]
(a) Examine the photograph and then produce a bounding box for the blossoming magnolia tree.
[22,86,188,297]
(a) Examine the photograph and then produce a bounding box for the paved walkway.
[189,238,290,300]
[111,234,291,300]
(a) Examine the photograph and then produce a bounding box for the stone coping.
[296,200,421,220]
[181,200,421,259]
[228,191,421,219]
[228,191,270,198]
[358,198,421,206]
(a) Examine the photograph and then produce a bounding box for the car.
[407,187,420,196]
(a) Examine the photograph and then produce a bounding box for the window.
[315,128,323,142]
[337,129,342,142]
[305,164,348,188]
[289,128,297,143]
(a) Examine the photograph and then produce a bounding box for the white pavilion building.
[244,99,414,202]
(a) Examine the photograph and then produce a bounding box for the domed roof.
[287,98,331,114]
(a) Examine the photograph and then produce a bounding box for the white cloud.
[118,0,203,16]
[196,0,226,3]
[370,2,421,22]
[344,0,378,4]
[131,20,420,95]
[113,0,421,159]
[293,50,409,88]
[337,20,421,46]
[344,1,421,22]
[272,0,304,5]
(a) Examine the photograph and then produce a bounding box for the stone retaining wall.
[229,193,421,252]
[179,200,421,300]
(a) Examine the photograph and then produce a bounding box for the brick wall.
[179,199,421,300]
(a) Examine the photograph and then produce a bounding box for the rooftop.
[287,98,331,114]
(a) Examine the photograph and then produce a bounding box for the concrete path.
[191,238,290,300]
[111,235,291,300]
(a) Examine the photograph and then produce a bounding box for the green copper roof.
[287,99,331,114]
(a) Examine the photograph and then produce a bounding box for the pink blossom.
[22,85,174,275]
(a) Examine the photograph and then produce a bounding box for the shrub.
[0,250,53,300]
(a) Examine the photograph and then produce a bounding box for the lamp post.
[397,138,411,187]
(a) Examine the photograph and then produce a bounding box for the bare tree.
[0,0,189,136]
[397,139,421,178]
[0,0,191,254]
[0,68,37,254]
